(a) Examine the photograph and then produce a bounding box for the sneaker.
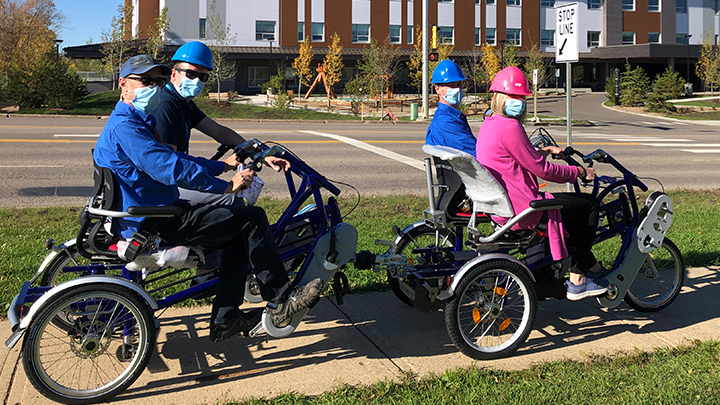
[270,278,324,327]
[565,278,610,301]
[209,307,263,342]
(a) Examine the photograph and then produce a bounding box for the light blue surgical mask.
[176,76,204,99]
[444,87,464,106]
[130,85,160,113]
[504,98,526,117]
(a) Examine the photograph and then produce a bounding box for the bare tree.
[522,42,552,90]
[357,37,400,113]
[143,6,170,63]
[100,3,135,90]
[206,0,237,102]
[459,48,486,108]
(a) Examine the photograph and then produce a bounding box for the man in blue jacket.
[93,55,322,342]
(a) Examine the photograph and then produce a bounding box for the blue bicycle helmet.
[172,41,214,70]
[431,59,466,84]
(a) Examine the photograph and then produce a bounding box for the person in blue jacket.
[425,59,477,156]
[93,55,323,342]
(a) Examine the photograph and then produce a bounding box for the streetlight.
[54,39,63,61]
[499,39,507,68]
[267,37,275,79]
[684,34,692,82]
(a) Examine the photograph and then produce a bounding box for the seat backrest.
[432,156,467,214]
[92,162,119,210]
[423,144,514,218]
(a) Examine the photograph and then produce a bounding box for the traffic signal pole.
[422,0,429,119]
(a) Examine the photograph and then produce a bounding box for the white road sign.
[555,2,579,63]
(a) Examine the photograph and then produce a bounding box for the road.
[0,92,718,208]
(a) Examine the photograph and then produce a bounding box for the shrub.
[343,76,369,115]
[619,63,650,107]
[261,70,285,94]
[272,91,291,109]
[605,69,619,104]
[645,68,684,112]
[5,53,88,109]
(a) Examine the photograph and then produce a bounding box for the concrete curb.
[601,101,720,126]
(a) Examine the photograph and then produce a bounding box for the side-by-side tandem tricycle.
[6,135,683,404]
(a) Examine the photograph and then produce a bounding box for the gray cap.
[119,55,171,78]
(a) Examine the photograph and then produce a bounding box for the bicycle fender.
[436,253,536,301]
[8,275,158,349]
[636,192,673,254]
[392,221,427,250]
[598,233,649,308]
[29,238,77,285]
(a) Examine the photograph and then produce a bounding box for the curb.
[601,102,720,126]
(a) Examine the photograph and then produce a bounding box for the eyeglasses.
[175,68,210,83]
[125,76,168,87]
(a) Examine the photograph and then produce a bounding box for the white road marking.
[643,143,720,147]
[680,149,720,153]
[298,130,425,171]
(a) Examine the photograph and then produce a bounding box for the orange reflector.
[494,287,507,296]
[408,258,414,264]
[472,308,482,324]
[499,318,511,331]
[539,182,547,189]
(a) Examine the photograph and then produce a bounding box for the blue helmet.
[172,41,214,70]
[431,59,466,84]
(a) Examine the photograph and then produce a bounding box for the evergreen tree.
[619,63,650,107]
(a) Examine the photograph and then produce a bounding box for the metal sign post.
[555,2,579,191]
[532,69,538,122]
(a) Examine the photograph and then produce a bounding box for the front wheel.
[624,238,685,312]
[445,260,537,360]
[22,284,156,404]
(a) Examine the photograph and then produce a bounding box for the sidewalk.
[2,266,718,404]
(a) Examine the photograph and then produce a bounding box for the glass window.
[622,31,635,45]
[506,28,521,46]
[352,24,370,43]
[507,0,520,5]
[676,0,687,13]
[486,27,496,45]
[199,18,206,39]
[255,20,276,41]
[475,27,480,45]
[588,0,601,9]
[541,30,555,47]
[312,22,324,41]
[389,25,401,44]
[648,32,660,43]
[248,67,269,87]
[475,0,480,3]
[407,25,414,44]
[297,22,304,42]
[438,26,454,43]
[487,0,495,4]
[622,0,634,11]
[541,0,555,6]
[648,0,660,11]
[587,31,600,47]
[676,33,691,44]
[438,0,453,2]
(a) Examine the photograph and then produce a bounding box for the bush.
[342,76,369,115]
[272,91,291,109]
[605,69,619,104]
[645,68,684,112]
[261,70,285,94]
[4,53,88,109]
[619,63,650,107]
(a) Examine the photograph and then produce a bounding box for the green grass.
[231,340,720,404]
[16,89,122,115]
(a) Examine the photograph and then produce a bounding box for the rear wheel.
[624,238,684,312]
[445,259,537,360]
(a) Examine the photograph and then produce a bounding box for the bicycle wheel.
[624,237,685,312]
[445,259,537,360]
[40,244,92,287]
[389,224,457,306]
[22,284,155,404]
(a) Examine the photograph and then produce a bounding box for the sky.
[54,0,124,49]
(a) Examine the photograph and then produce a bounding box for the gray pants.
[178,188,246,207]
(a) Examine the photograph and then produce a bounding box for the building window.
[255,21,275,40]
[487,0,495,4]
[541,0,555,6]
[676,33,690,44]
[298,22,304,42]
[486,27,496,45]
[588,0,601,9]
[312,22,324,41]
[622,31,635,45]
[352,24,370,43]
[622,0,634,11]
[541,30,555,47]
[648,0,660,11]
[407,25,414,44]
[587,31,600,47]
[199,18,206,39]
[676,0,687,13]
[507,0,520,5]
[648,32,660,43]
[389,25,401,44]
[248,67,269,87]
[438,26,454,43]
[506,28,521,46]
[475,27,480,45]
[438,0,453,2]
[475,0,480,3]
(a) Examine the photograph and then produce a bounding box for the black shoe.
[209,307,263,342]
[270,278,324,328]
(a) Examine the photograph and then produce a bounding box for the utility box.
[684,83,693,97]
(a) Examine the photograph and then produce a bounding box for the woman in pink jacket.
[475,66,608,301]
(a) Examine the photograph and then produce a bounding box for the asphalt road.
[0,92,718,208]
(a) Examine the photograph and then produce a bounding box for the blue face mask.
[176,76,205,99]
[130,85,160,113]
[444,87,464,106]
[504,98,526,117]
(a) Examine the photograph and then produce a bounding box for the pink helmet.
[489,66,532,96]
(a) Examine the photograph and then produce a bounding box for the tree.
[459,48,486,107]
[696,28,720,95]
[323,32,344,100]
[5,52,88,109]
[143,6,170,62]
[100,3,135,90]
[619,62,650,107]
[292,36,313,96]
[429,36,455,81]
[407,24,423,93]
[480,43,501,87]
[502,42,520,68]
[206,0,238,102]
[646,68,685,112]
[522,43,551,91]
[0,0,65,76]
[356,37,400,112]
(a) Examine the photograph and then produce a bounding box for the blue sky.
[54,0,124,49]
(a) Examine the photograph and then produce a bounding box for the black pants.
[552,193,600,275]
[155,204,290,308]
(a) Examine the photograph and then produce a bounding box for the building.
[66,0,719,94]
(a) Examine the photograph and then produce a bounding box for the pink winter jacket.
[476,114,580,260]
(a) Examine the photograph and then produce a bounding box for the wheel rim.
[455,269,532,353]
[31,291,148,398]
[626,241,683,309]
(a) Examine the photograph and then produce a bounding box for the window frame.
[297,22,304,42]
[648,32,660,43]
[621,31,636,45]
[588,0,601,9]
[389,25,402,44]
[541,29,555,47]
[248,66,269,88]
[622,0,635,11]
[676,0,687,13]
[438,26,454,44]
[407,25,414,44]
[486,27,496,45]
[199,18,206,39]
[540,0,555,6]
[506,28,521,46]
[311,22,325,42]
[507,0,520,5]
[255,20,276,41]
[351,24,371,43]
[475,27,481,45]
[647,0,660,12]
[587,31,600,47]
